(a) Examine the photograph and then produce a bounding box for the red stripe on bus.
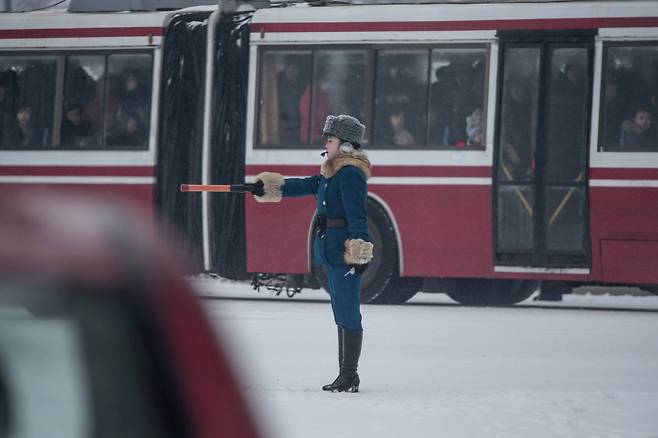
[371,166,490,178]
[0,166,156,177]
[246,164,490,178]
[0,27,164,39]
[589,168,658,180]
[250,17,658,33]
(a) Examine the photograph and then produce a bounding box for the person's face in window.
[324,135,341,159]
[284,64,299,84]
[66,109,81,126]
[16,108,31,130]
[125,75,138,92]
[634,111,652,131]
[390,113,405,130]
[566,65,581,84]
[126,117,138,135]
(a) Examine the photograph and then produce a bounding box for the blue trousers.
[325,264,363,331]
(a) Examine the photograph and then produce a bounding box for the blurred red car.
[0,192,260,438]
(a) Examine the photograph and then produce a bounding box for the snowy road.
[195,279,658,438]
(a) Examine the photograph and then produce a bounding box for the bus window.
[106,53,152,149]
[310,49,368,146]
[62,52,152,150]
[600,44,658,152]
[429,48,487,149]
[257,50,312,147]
[374,49,429,149]
[62,55,105,149]
[0,56,56,150]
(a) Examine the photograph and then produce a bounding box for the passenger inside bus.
[555,63,584,97]
[103,69,150,148]
[388,110,415,147]
[15,106,39,147]
[620,108,655,149]
[116,69,149,131]
[107,111,146,147]
[429,65,456,146]
[277,57,308,144]
[373,51,427,148]
[444,62,482,147]
[300,78,330,144]
[61,103,93,148]
[466,107,483,147]
[64,62,105,148]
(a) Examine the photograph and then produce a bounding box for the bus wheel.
[360,199,421,304]
[312,199,421,304]
[446,278,540,306]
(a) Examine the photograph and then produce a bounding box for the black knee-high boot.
[322,326,344,391]
[322,328,362,393]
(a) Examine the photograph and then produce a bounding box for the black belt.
[316,215,346,237]
[325,217,346,227]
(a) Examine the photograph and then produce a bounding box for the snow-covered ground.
[194,278,658,438]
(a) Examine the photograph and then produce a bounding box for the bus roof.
[0,5,216,48]
[252,1,658,25]
[250,1,658,42]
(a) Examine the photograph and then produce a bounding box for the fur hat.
[322,114,366,145]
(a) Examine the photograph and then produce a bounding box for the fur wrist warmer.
[254,172,284,203]
[344,238,374,265]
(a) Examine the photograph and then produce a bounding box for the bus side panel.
[600,240,658,284]
[245,196,316,274]
[372,185,493,277]
[590,187,658,283]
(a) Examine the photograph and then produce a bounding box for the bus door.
[493,31,594,268]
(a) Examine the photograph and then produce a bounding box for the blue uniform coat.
[281,153,371,266]
[280,151,372,330]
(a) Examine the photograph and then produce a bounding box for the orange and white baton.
[180,181,264,196]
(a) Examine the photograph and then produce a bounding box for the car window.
[0,287,184,438]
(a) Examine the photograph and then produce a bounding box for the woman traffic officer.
[253,114,373,393]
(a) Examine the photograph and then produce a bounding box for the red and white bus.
[0,1,230,272]
[0,5,167,210]
[2,1,658,305]
[244,0,658,304]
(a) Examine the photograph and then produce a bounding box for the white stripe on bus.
[494,266,590,275]
[589,179,658,188]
